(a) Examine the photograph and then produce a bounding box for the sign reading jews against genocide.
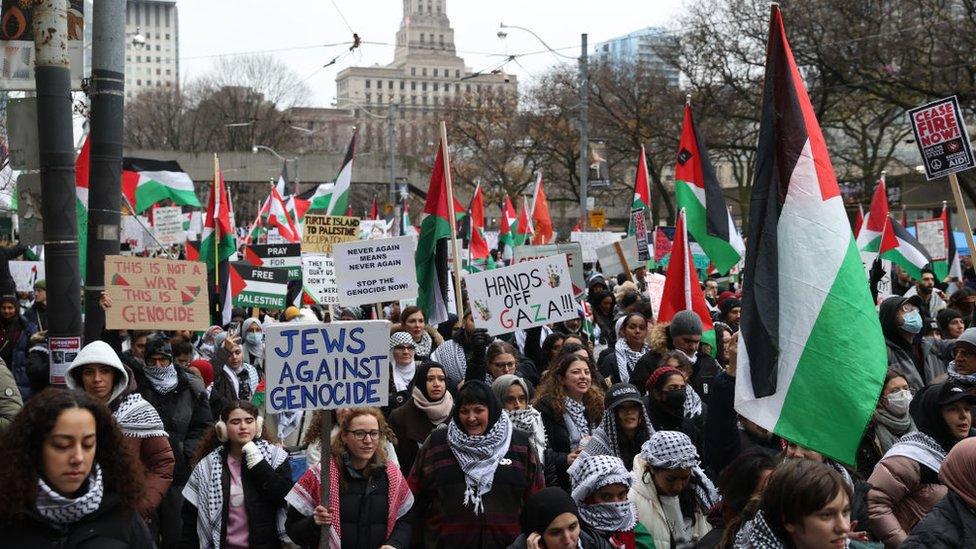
[513,242,586,297]
[464,254,578,335]
[229,262,289,309]
[302,254,338,305]
[105,256,209,331]
[908,96,976,180]
[244,243,302,281]
[263,320,390,412]
[302,215,360,253]
[332,236,418,306]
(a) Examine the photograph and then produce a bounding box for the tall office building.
[124,0,179,100]
[593,27,678,87]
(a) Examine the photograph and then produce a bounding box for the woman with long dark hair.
[697,448,776,549]
[581,383,653,471]
[0,388,153,546]
[181,400,293,549]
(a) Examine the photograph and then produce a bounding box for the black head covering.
[910,382,976,452]
[879,294,923,346]
[719,297,741,318]
[411,361,446,401]
[452,379,502,431]
[937,308,964,333]
[520,487,579,536]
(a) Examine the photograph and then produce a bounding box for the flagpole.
[681,208,692,310]
[214,154,220,291]
[440,122,466,321]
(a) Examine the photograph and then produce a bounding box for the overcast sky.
[178,0,684,107]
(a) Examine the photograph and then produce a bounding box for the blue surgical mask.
[245,332,264,346]
[901,310,923,334]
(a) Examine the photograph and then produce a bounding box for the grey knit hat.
[670,310,703,338]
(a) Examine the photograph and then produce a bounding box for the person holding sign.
[408,380,545,547]
[389,361,454,475]
[285,407,414,549]
[181,400,292,549]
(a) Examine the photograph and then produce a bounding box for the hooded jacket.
[879,296,954,390]
[629,322,721,398]
[629,453,713,548]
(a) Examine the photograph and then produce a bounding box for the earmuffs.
[215,415,263,442]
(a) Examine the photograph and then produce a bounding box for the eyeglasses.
[491,361,518,371]
[345,429,381,441]
[393,345,415,351]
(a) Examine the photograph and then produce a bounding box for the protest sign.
[152,206,185,246]
[915,218,947,262]
[646,272,667,320]
[464,254,577,335]
[359,219,393,240]
[909,96,975,180]
[571,231,620,263]
[654,227,673,263]
[596,237,640,277]
[105,256,209,331]
[244,243,302,281]
[10,260,43,292]
[632,209,651,262]
[48,336,81,385]
[333,236,418,306]
[121,216,150,252]
[514,242,586,297]
[302,254,338,305]
[263,320,391,412]
[230,262,288,309]
[302,215,360,253]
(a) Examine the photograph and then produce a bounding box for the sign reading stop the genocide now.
[104,256,209,331]
[908,96,976,180]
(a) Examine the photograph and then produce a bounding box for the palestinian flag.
[855,177,897,255]
[264,186,300,242]
[674,102,744,274]
[200,155,238,325]
[229,262,288,309]
[275,162,309,231]
[415,141,453,326]
[75,135,90,281]
[300,131,357,214]
[628,145,652,236]
[514,195,533,247]
[531,173,554,245]
[853,203,864,239]
[498,193,518,260]
[122,158,201,213]
[369,196,379,220]
[468,183,490,260]
[881,217,932,280]
[185,240,200,261]
[737,4,887,466]
[657,208,716,356]
[932,203,961,281]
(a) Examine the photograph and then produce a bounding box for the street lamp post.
[252,144,299,194]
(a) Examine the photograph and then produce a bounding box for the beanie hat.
[669,310,703,338]
[283,306,301,321]
[646,366,685,393]
[719,298,742,319]
[189,358,215,386]
[520,487,579,536]
[33,279,46,290]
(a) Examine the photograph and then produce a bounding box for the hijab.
[940,437,976,509]
[410,362,453,424]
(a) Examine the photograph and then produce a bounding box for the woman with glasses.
[286,407,414,549]
[492,374,547,465]
[387,332,418,413]
[486,341,520,382]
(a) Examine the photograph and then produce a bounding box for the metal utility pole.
[84,0,125,343]
[34,0,82,344]
[388,102,397,206]
[579,33,589,230]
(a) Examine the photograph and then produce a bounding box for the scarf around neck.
[564,396,593,448]
[142,364,179,394]
[446,409,513,515]
[113,393,168,438]
[411,386,453,424]
[36,464,104,525]
[948,361,976,385]
[874,407,915,452]
[413,329,433,358]
[614,338,647,384]
[392,360,416,392]
[883,430,947,474]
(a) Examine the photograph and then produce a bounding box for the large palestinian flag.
[658,208,716,356]
[415,141,453,326]
[628,145,652,237]
[736,5,887,466]
[881,218,933,280]
[122,158,201,213]
[229,262,288,309]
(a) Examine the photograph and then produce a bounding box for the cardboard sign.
[333,236,418,306]
[302,254,338,305]
[571,231,621,263]
[514,242,586,297]
[359,219,393,240]
[646,272,667,320]
[230,262,288,309]
[48,336,81,386]
[263,320,391,412]
[589,209,606,229]
[915,218,947,262]
[244,243,302,281]
[10,260,43,292]
[595,237,640,277]
[632,209,651,262]
[908,96,976,180]
[105,256,209,331]
[302,215,360,253]
[152,206,185,246]
[464,254,577,335]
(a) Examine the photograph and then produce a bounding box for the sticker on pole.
[49,336,81,386]
[908,96,976,180]
[263,320,391,412]
[332,236,418,306]
[230,262,288,309]
[464,254,578,335]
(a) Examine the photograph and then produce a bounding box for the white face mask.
[885,389,912,416]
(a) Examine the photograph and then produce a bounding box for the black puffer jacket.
[902,490,976,548]
[3,492,154,548]
[536,395,574,490]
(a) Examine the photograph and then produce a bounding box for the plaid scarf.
[734,510,786,549]
[640,431,719,509]
[614,338,647,384]
[948,361,976,385]
[35,464,104,525]
[564,396,593,448]
[113,393,168,438]
[446,409,513,515]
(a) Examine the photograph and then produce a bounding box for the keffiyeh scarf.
[36,464,104,525]
[684,386,703,419]
[883,430,947,474]
[564,396,593,448]
[567,454,636,532]
[113,393,168,438]
[594,403,653,459]
[142,364,179,394]
[947,361,976,386]
[509,406,548,465]
[614,339,647,384]
[640,431,719,509]
[447,409,513,515]
[413,329,433,359]
[183,440,288,549]
[734,510,786,549]
[222,363,259,400]
[434,340,467,386]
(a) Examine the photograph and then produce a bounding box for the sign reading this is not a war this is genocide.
[333,235,418,306]
[105,256,209,332]
[263,320,391,412]
[464,254,578,336]
[302,215,360,253]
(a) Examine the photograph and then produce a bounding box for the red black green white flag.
[415,141,453,325]
[122,157,201,213]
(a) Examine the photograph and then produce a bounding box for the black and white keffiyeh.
[734,510,787,549]
[567,454,636,532]
[222,363,259,400]
[640,431,719,509]
[947,361,976,386]
[684,386,703,419]
[113,393,168,438]
[614,338,647,384]
[142,364,179,394]
[883,430,947,474]
[509,406,547,465]
[592,402,653,459]
[563,396,593,448]
[182,440,288,549]
[432,340,466,387]
[35,464,104,525]
[413,329,433,359]
[446,409,513,515]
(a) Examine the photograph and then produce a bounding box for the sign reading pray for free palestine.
[263,320,390,412]
[464,254,578,336]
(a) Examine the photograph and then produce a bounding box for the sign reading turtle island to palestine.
[104,256,209,331]
[230,262,288,309]
[302,215,360,253]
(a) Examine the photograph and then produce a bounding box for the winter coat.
[180,447,293,549]
[535,395,576,490]
[507,524,615,549]
[903,490,976,548]
[629,454,713,548]
[2,491,154,548]
[24,302,47,332]
[408,426,545,548]
[0,244,25,295]
[644,393,702,448]
[701,371,780,477]
[630,322,721,397]
[389,398,442,476]
[879,297,955,390]
[867,455,947,548]
[0,356,22,428]
[1,314,36,400]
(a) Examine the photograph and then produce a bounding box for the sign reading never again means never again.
[244,243,302,281]
[263,320,391,412]
[105,256,209,331]
[230,262,289,309]
[332,235,419,306]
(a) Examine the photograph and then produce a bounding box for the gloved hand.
[242,441,263,469]
[469,329,491,359]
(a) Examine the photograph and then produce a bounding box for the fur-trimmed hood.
[647,321,672,355]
